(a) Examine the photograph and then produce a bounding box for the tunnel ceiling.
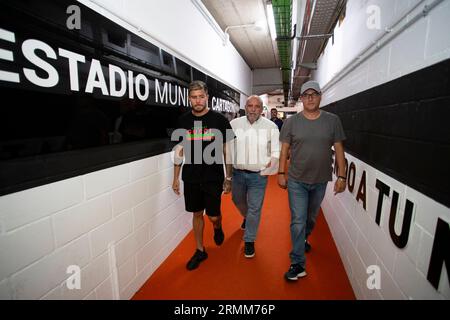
[201,0,345,103]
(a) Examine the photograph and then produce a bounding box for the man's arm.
[261,127,280,175]
[223,142,233,194]
[271,127,281,160]
[333,141,346,195]
[172,145,183,195]
[277,142,290,189]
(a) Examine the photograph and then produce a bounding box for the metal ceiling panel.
[273,0,292,105]
[292,0,345,100]
[201,0,279,69]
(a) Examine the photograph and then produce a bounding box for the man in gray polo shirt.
[278,80,347,281]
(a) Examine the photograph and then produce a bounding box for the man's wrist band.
[338,176,346,180]
[278,172,285,175]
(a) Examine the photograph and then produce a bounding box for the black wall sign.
[323,58,450,209]
[0,0,240,196]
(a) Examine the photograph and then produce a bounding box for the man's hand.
[277,174,287,189]
[223,180,232,194]
[172,179,180,195]
[334,178,346,195]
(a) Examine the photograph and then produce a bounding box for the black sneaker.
[244,242,255,258]
[186,249,208,270]
[284,264,307,281]
[214,227,224,246]
[240,219,246,230]
[305,240,312,253]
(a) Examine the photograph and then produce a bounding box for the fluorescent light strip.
[266,3,277,41]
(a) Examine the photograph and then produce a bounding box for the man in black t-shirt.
[172,80,234,270]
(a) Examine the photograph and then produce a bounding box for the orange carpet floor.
[132,176,355,300]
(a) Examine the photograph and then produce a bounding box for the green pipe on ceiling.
[272,0,292,106]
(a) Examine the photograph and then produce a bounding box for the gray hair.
[246,95,263,107]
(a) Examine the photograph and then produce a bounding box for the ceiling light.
[253,20,266,32]
[266,3,277,41]
[223,22,266,46]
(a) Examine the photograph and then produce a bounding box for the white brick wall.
[115,223,149,267]
[0,152,191,300]
[314,0,450,300]
[53,195,112,248]
[60,251,110,300]
[84,165,130,200]
[0,177,84,232]
[41,285,63,300]
[393,251,444,300]
[12,235,91,299]
[83,291,97,300]
[95,276,114,300]
[0,218,54,280]
[0,279,11,299]
[316,0,450,107]
[117,256,136,293]
[323,156,450,299]
[111,180,149,217]
[89,210,133,258]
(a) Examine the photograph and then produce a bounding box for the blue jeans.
[232,170,268,242]
[287,179,327,267]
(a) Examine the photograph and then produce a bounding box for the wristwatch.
[225,176,232,181]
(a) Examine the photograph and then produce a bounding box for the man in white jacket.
[229,95,280,258]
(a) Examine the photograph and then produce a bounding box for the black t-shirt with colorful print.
[176,109,234,183]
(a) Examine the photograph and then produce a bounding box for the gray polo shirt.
[279,111,346,184]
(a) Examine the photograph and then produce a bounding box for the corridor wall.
[0,0,252,299]
[314,0,450,299]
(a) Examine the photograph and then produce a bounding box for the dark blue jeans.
[287,179,327,267]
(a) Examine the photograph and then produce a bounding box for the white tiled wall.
[312,0,450,300]
[315,0,450,106]
[0,152,191,299]
[1,0,251,301]
[322,154,450,300]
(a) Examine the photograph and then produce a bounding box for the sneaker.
[186,249,208,270]
[240,219,246,230]
[244,242,255,258]
[305,240,312,253]
[214,227,224,246]
[284,264,307,281]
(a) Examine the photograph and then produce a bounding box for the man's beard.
[193,104,207,113]
[247,114,260,123]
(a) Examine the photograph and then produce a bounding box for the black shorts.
[183,181,223,216]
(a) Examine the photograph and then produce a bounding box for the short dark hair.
[271,108,277,112]
[189,80,208,95]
